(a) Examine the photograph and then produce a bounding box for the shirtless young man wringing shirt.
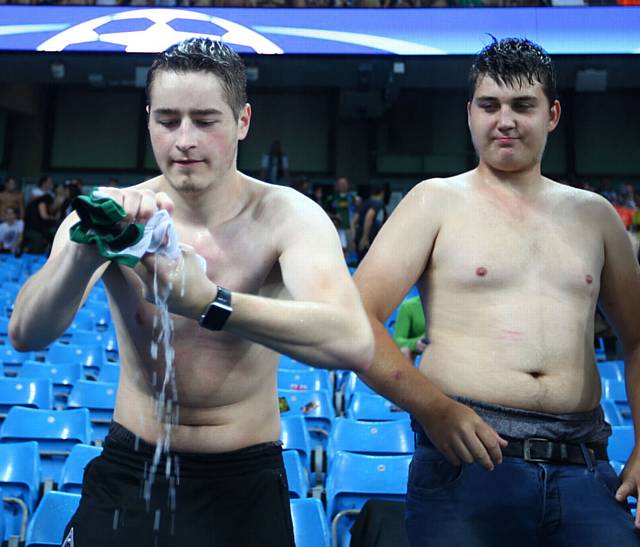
[9,38,373,547]
[355,38,640,547]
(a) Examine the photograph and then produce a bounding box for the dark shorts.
[62,422,296,547]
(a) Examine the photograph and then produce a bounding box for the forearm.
[624,343,640,444]
[223,292,373,372]
[9,243,106,350]
[359,315,447,414]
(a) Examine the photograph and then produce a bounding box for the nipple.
[476,266,488,277]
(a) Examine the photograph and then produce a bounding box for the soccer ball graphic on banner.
[37,9,283,54]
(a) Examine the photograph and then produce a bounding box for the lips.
[494,137,518,145]
[173,159,203,165]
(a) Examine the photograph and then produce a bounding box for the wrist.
[191,283,219,322]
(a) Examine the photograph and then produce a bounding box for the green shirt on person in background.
[392,296,426,352]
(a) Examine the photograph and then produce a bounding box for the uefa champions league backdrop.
[0,6,638,55]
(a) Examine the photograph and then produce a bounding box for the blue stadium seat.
[280,416,312,471]
[326,418,414,463]
[279,389,335,448]
[0,317,8,335]
[283,450,309,499]
[277,369,331,393]
[290,498,330,547]
[18,361,83,406]
[64,309,96,333]
[597,361,623,382]
[341,372,377,404]
[58,444,103,494]
[609,425,634,464]
[601,400,623,427]
[595,337,606,362]
[25,491,81,547]
[38,344,84,367]
[0,441,40,542]
[325,452,411,547]
[602,379,632,425]
[66,380,116,442]
[1,347,35,376]
[0,407,92,482]
[97,363,120,384]
[0,378,53,418]
[346,393,409,422]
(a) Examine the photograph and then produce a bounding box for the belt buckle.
[523,438,552,463]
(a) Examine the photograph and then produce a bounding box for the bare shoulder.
[549,180,619,224]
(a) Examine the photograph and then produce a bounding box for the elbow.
[341,322,375,374]
[8,319,30,352]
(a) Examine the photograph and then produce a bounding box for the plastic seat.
[277,369,331,393]
[595,337,606,362]
[346,393,409,422]
[290,498,330,547]
[0,317,8,335]
[0,378,53,418]
[18,361,83,406]
[25,491,81,547]
[325,452,411,547]
[341,372,377,404]
[280,415,312,471]
[326,418,414,463]
[609,425,634,463]
[597,361,623,382]
[283,450,309,499]
[67,380,116,442]
[58,444,103,494]
[38,344,84,367]
[602,379,632,425]
[601,400,623,427]
[279,389,335,448]
[1,347,35,376]
[97,363,120,384]
[0,441,40,542]
[0,407,92,482]
[64,309,96,333]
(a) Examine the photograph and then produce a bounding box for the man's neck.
[475,161,547,199]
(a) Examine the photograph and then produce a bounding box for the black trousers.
[63,422,296,547]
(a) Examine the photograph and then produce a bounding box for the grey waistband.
[414,396,612,445]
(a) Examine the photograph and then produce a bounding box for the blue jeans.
[406,436,640,547]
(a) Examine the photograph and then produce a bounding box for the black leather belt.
[502,438,608,465]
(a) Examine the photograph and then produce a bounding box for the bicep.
[354,183,440,322]
[598,208,640,350]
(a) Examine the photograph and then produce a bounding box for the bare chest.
[430,200,604,297]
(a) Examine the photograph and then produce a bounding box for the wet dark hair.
[146,37,247,119]
[469,37,557,106]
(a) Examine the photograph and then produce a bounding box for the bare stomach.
[420,330,602,414]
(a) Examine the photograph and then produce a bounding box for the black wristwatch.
[198,286,233,331]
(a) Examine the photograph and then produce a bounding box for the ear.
[548,100,561,133]
[467,101,472,130]
[237,103,251,141]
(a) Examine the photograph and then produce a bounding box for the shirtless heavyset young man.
[9,38,373,546]
[355,38,640,546]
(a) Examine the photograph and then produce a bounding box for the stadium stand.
[58,444,103,494]
[24,491,80,547]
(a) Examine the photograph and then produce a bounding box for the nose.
[496,105,516,132]
[175,119,197,152]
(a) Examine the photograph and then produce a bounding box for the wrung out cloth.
[70,190,205,271]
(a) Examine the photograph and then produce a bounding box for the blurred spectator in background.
[354,184,387,261]
[0,176,25,219]
[260,140,290,186]
[22,190,58,254]
[0,207,24,255]
[393,295,428,363]
[325,176,359,256]
[105,176,120,187]
[29,174,54,203]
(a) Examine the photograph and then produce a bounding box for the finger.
[439,445,462,467]
[464,433,494,471]
[121,191,142,223]
[476,427,503,466]
[156,192,175,215]
[498,435,509,448]
[615,480,635,503]
[137,191,159,223]
[451,437,475,466]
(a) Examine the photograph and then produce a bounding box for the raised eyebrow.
[151,108,224,116]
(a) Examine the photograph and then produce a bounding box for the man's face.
[5,178,16,192]
[336,177,349,193]
[467,75,560,174]
[148,70,250,194]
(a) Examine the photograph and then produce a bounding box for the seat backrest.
[342,372,377,402]
[277,369,331,393]
[0,407,92,448]
[290,498,331,547]
[19,361,83,387]
[325,452,411,518]
[42,344,85,366]
[279,389,335,422]
[327,418,414,460]
[280,416,311,468]
[609,425,634,463]
[346,393,409,422]
[25,491,81,547]
[59,444,103,494]
[98,364,120,384]
[0,377,53,413]
[67,380,117,411]
[279,355,314,372]
[0,441,40,509]
[282,450,309,499]
[603,379,627,403]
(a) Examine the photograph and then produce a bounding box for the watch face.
[199,288,232,331]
